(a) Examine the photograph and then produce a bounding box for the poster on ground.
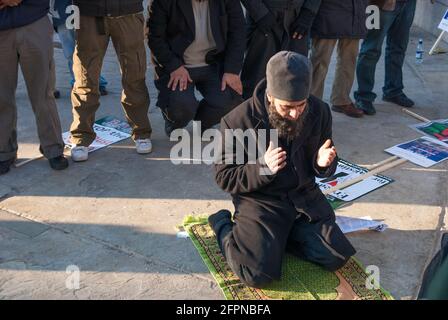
[316,159,393,202]
[409,119,448,144]
[63,116,131,153]
[385,136,448,168]
[438,9,448,32]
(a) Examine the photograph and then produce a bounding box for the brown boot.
[331,103,364,118]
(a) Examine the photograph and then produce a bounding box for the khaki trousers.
[0,16,64,161]
[71,14,151,146]
[310,38,360,106]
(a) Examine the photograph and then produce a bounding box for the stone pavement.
[0,25,447,300]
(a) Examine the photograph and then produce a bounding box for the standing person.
[0,0,69,175]
[51,0,108,96]
[148,0,246,137]
[354,0,417,115]
[309,0,369,118]
[70,0,152,162]
[210,51,356,287]
[240,0,322,99]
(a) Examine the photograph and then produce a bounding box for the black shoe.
[48,155,69,171]
[165,120,176,138]
[355,100,376,115]
[0,158,15,175]
[53,90,61,99]
[99,86,108,96]
[383,93,415,108]
[208,210,233,255]
[208,210,232,235]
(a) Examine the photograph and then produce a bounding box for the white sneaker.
[71,146,89,162]
[135,138,153,154]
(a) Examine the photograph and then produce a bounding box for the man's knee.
[237,265,274,289]
[321,256,351,272]
[166,95,198,126]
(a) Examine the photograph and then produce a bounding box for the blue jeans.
[355,0,416,102]
[56,23,108,88]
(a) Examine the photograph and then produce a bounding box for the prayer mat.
[183,216,394,300]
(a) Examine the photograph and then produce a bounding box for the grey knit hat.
[266,51,312,101]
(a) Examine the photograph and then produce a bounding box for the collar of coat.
[250,78,320,156]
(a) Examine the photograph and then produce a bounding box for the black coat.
[311,0,370,39]
[74,0,143,17]
[214,79,339,277]
[241,0,322,22]
[148,0,246,76]
[215,79,338,217]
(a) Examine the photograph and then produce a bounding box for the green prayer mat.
[183,216,394,300]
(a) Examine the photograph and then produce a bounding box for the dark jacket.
[241,0,322,22]
[73,0,143,17]
[311,0,370,39]
[148,0,246,76]
[215,79,338,220]
[0,0,49,31]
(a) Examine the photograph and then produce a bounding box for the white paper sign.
[385,136,448,168]
[316,160,393,202]
[409,119,448,144]
[336,216,388,234]
[439,9,448,32]
[63,123,131,153]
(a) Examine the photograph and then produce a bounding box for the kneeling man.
[210,51,356,288]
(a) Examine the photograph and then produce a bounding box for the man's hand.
[0,0,22,9]
[264,141,287,174]
[168,66,192,91]
[316,139,337,168]
[290,8,315,40]
[221,73,243,95]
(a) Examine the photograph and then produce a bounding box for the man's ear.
[266,93,272,103]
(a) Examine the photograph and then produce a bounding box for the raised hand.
[316,139,337,168]
[264,141,287,174]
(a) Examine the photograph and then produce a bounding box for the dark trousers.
[241,9,309,99]
[155,65,243,131]
[354,0,416,103]
[217,195,356,288]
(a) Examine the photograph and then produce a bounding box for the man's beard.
[268,101,309,142]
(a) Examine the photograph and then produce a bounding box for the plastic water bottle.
[416,39,424,64]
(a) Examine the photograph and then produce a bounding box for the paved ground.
[0,25,447,300]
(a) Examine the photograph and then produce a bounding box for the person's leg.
[108,13,152,141]
[153,68,200,136]
[383,0,416,99]
[56,23,76,86]
[331,39,360,106]
[209,198,297,288]
[0,28,19,163]
[70,15,109,147]
[354,9,397,103]
[18,16,65,159]
[287,193,356,271]
[195,65,243,131]
[310,38,337,100]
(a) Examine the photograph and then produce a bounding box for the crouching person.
[148,0,245,136]
[210,51,356,287]
[0,0,68,175]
